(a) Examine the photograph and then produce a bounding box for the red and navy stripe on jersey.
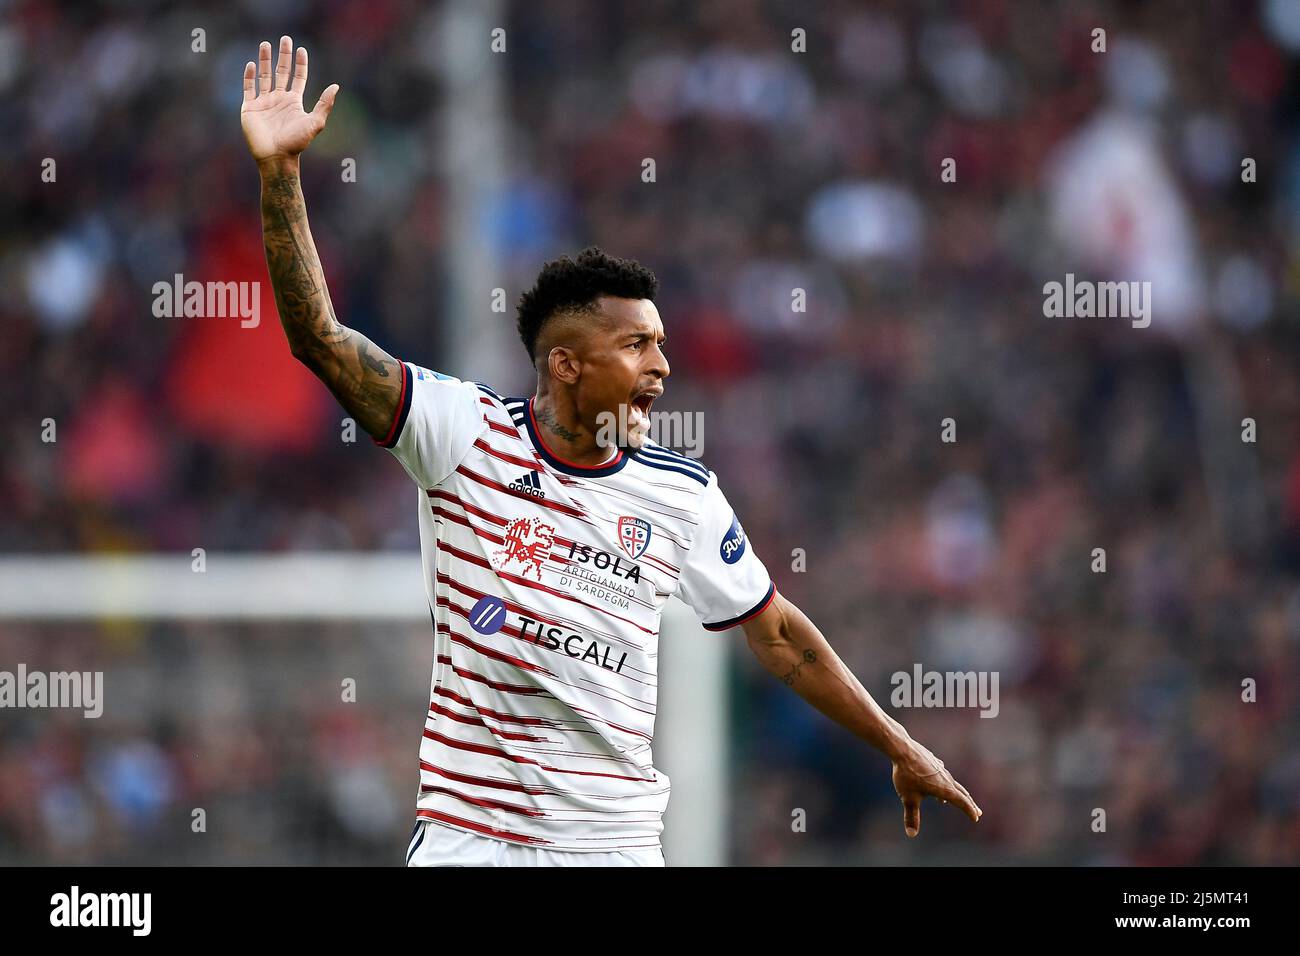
[375,363,774,851]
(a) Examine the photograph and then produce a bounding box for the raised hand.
[240,36,339,162]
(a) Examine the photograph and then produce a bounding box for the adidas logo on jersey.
[508,470,546,499]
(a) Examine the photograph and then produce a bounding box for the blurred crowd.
[0,620,430,865]
[2,0,1300,864]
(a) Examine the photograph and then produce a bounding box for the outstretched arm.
[241,35,403,440]
[740,590,982,837]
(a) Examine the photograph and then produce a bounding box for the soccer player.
[241,36,982,866]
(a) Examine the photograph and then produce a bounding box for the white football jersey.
[377,362,775,851]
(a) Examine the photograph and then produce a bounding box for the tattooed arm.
[259,159,402,437]
[241,36,401,439]
[740,591,982,837]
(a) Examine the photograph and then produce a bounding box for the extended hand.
[891,740,982,837]
[240,35,338,162]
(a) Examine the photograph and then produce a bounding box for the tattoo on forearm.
[536,405,580,442]
[781,648,818,686]
[260,169,399,437]
[261,177,325,341]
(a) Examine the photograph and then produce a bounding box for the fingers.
[949,787,982,822]
[253,38,309,98]
[290,46,309,95]
[257,41,272,96]
[902,794,921,838]
[311,83,340,124]
[933,774,981,822]
[274,35,293,92]
[954,779,981,817]
[242,61,255,103]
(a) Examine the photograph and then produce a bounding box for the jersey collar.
[524,397,631,477]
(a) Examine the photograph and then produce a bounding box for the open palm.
[240,36,338,161]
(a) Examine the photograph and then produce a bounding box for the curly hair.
[515,246,659,367]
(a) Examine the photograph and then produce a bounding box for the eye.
[628,340,643,350]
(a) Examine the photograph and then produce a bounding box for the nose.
[651,342,670,380]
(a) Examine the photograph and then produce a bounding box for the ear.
[547,346,581,385]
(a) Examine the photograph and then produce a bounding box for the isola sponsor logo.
[565,540,641,582]
[492,516,555,580]
[517,616,628,674]
[721,512,747,564]
[559,541,640,610]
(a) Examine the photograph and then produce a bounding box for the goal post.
[0,553,728,865]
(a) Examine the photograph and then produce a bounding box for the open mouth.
[627,389,660,436]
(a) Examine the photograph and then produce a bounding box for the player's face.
[581,296,669,450]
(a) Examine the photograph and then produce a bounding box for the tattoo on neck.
[537,406,580,442]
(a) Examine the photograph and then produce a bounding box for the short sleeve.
[677,471,776,631]
[375,362,488,488]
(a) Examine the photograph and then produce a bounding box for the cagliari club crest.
[617,516,652,560]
